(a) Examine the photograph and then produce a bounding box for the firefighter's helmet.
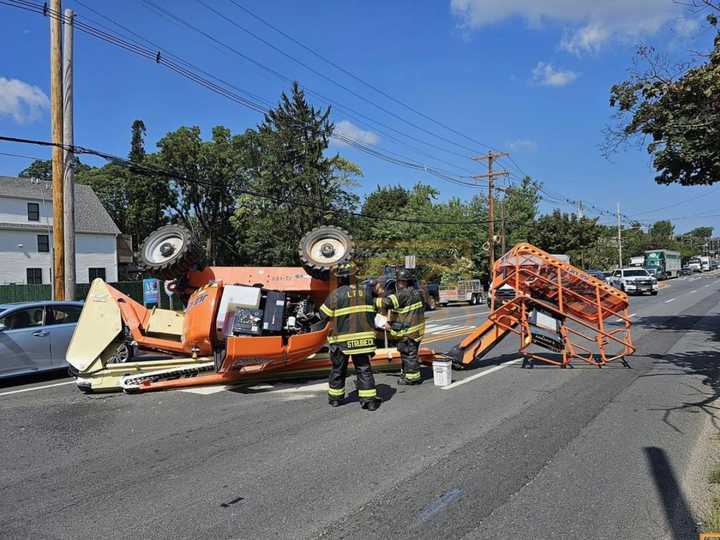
[334,262,358,278]
[397,269,413,281]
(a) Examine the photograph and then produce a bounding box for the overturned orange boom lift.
[449,243,635,369]
[67,226,433,393]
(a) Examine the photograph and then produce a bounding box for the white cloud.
[450,0,683,54]
[531,62,578,87]
[0,77,49,124]
[674,17,700,38]
[332,120,380,146]
[509,139,538,153]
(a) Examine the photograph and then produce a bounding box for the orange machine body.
[105,266,335,371]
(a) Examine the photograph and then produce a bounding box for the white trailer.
[439,279,484,306]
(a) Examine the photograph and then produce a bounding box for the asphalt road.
[1,273,719,539]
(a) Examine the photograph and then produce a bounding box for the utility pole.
[500,197,506,254]
[50,0,65,300]
[63,8,75,300]
[474,151,509,269]
[616,203,623,269]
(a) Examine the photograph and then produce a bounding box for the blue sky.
[1,0,718,233]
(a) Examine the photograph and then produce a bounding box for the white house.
[0,176,120,285]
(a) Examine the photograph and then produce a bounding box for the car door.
[611,270,621,288]
[45,304,83,370]
[0,306,50,377]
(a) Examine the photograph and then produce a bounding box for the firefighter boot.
[361,397,382,411]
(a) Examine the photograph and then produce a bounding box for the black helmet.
[397,269,413,281]
[334,262,357,278]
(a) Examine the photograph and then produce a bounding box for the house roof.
[0,176,121,235]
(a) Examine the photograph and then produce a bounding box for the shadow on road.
[638,313,720,432]
[644,446,697,539]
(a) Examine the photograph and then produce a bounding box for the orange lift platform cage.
[450,243,635,369]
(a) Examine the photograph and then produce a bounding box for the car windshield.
[624,270,649,277]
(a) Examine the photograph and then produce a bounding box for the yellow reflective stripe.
[390,323,426,337]
[389,294,400,309]
[393,301,423,314]
[358,388,377,398]
[320,304,334,317]
[327,331,376,344]
[333,305,374,316]
[343,347,377,355]
[375,298,384,310]
[404,371,421,381]
[328,387,345,397]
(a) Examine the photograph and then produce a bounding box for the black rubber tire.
[298,226,354,280]
[469,294,478,306]
[139,224,205,281]
[651,291,658,296]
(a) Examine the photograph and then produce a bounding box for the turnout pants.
[328,346,377,402]
[397,338,421,382]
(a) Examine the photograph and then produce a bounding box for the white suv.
[608,268,658,296]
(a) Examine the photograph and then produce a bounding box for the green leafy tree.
[607,5,720,185]
[501,176,540,246]
[19,156,92,181]
[156,125,253,264]
[529,210,602,266]
[231,83,359,266]
[648,220,675,243]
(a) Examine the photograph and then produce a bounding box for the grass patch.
[710,464,720,485]
[707,497,720,532]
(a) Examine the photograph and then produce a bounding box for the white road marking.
[426,324,453,333]
[180,381,329,396]
[630,313,637,318]
[427,310,489,324]
[664,298,676,303]
[705,284,712,288]
[0,380,75,397]
[441,358,522,390]
[691,290,697,294]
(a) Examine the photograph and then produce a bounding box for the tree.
[501,176,540,246]
[606,5,720,185]
[19,156,92,181]
[529,210,601,264]
[156,125,253,264]
[686,226,714,239]
[648,220,675,242]
[231,83,359,266]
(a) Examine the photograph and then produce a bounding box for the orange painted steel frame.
[489,243,635,367]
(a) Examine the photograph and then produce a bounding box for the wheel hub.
[160,242,175,257]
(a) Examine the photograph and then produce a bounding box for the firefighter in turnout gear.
[381,269,425,385]
[319,263,382,411]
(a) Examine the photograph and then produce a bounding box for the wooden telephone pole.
[50,0,65,300]
[473,152,509,269]
[63,8,75,300]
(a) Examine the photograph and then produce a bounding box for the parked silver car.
[0,301,83,378]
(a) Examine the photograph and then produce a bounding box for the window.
[0,307,44,330]
[37,234,49,253]
[27,202,39,221]
[624,269,649,277]
[47,305,82,325]
[26,268,43,284]
[88,267,106,281]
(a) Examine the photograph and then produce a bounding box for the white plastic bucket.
[432,360,452,387]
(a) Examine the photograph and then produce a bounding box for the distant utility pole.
[63,8,75,300]
[616,203,623,269]
[474,151,509,269]
[50,0,65,300]
[500,198,506,254]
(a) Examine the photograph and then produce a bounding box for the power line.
[3,0,484,190]
[0,135,505,226]
[139,0,481,169]
[224,0,501,155]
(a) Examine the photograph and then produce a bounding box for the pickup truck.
[608,268,658,295]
